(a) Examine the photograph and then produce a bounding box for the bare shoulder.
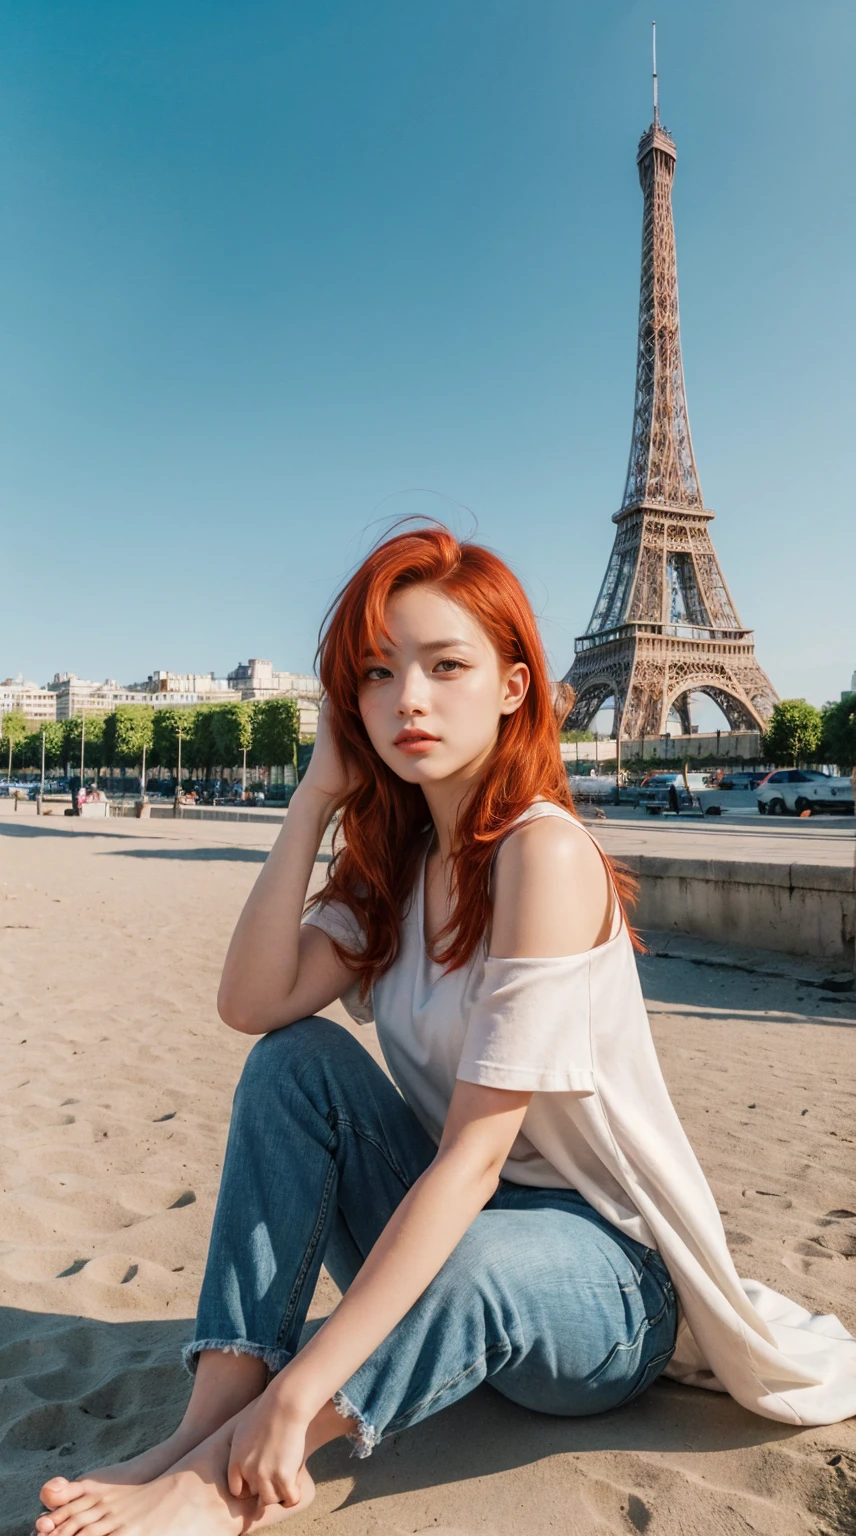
[489,813,612,959]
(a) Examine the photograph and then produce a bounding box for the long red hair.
[307,525,635,994]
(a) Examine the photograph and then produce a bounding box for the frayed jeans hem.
[182,1338,292,1378]
[332,1388,381,1459]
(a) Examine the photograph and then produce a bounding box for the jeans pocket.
[620,1340,676,1406]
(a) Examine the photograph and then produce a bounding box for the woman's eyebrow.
[418,638,473,653]
[364,638,474,659]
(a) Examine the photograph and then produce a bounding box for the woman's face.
[357,583,529,788]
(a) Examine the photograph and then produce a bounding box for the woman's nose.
[396,665,429,716]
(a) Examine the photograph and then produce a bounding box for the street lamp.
[174,721,184,817]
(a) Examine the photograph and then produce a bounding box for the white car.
[756,769,854,816]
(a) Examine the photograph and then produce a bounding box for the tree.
[1,710,31,777]
[63,712,107,777]
[213,700,256,770]
[820,696,856,771]
[41,720,66,771]
[18,720,66,773]
[761,699,823,766]
[104,706,155,769]
[252,697,299,774]
[188,705,223,780]
[151,707,198,777]
[103,706,155,791]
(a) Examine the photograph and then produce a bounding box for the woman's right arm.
[217,708,360,1034]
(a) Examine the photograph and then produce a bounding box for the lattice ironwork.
[565,94,778,739]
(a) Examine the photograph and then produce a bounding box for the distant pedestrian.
[69,774,81,816]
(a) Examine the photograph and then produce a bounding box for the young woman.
[36,528,855,1535]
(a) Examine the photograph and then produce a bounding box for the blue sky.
[1,1,853,720]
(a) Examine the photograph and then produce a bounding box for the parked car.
[756,769,854,816]
[27,778,66,799]
[146,778,177,797]
[638,772,709,814]
[0,780,31,798]
[718,772,766,790]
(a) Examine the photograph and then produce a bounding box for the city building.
[129,670,231,697]
[227,659,322,734]
[0,679,58,730]
[47,674,224,718]
[40,660,322,735]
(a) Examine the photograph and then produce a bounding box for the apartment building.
[29,660,322,734]
[0,679,58,730]
[227,659,321,734]
[130,670,231,697]
[47,674,226,718]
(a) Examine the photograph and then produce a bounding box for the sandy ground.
[1,806,855,1536]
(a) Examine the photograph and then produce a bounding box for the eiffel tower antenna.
[652,21,659,124]
[563,69,778,740]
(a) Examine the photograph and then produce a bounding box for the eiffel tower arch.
[564,74,777,740]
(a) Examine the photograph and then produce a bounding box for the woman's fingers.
[226,1454,250,1500]
[253,1468,302,1509]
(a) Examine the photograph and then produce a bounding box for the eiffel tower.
[564,40,777,740]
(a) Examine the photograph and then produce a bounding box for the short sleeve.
[456,955,595,1095]
[302,900,374,1026]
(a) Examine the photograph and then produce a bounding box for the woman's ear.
[500,663,530,715]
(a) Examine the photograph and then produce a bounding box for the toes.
[39,1479,78,1509]
[35,1491,100,1534]
[41,1503,108,1536]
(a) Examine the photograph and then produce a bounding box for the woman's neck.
[418,733,501,860]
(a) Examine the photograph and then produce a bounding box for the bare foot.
[39,1353,267,1497]
[34,1427,314,1535]
[64,1426,207,1493]
[33,1414,250,1514]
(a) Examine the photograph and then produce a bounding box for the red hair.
[307,525,635,994]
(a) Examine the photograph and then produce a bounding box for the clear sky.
[1,1,853,721]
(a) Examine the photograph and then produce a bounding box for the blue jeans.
[188,1018,678,1456]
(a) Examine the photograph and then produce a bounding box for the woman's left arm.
[227,1078,531,1505]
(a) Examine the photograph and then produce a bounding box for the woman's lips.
[395,736,440,754]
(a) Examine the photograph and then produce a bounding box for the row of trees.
[3,693,854,779]
[761,697,856,769]
[0,697,301,780]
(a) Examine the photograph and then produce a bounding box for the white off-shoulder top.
[303,801,856,1426]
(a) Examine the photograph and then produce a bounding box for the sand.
[1,803,855,1535]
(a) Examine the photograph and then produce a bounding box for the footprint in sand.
[56,1258,89,1278]
[742,1188,793,1210]
[168,1190,196,1209]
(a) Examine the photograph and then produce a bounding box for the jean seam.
[331,1109,415,1191]
[276,1155,337,1349]
[383,1341,508,1432]
[587,1289,675,1388]
[620,1342,677,1406]
[274,1107,414,1352]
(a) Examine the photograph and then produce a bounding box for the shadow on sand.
[3,1305,806,1536]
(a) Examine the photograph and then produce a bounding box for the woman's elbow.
[434,1145,504,1203]
[217,986,262,1033]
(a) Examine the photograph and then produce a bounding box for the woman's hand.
[299,699,358,806]
[227,1386,313,1509]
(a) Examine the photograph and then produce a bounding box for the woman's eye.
[364,665,392,681]
[435,659,465,674]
